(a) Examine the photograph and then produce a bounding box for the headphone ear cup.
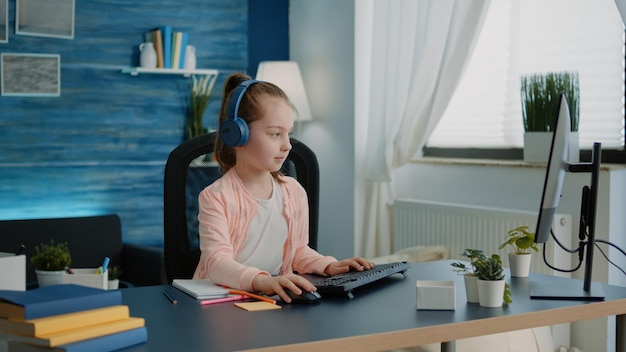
[220,116,249,147]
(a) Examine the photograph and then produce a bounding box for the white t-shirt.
[236,177,287,275]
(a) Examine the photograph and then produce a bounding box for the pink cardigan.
[192,169,336,292]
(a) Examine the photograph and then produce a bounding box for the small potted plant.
[30,240,72,287]
[520,71,580,162]
[451,249,486,303]
[474,254,512,308]
[499,225,538,277]
[107,265,122,290]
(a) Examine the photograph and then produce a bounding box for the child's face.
[237,96,294,173]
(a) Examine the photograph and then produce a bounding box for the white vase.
[508,253,532,277]
[108,279,119,290]
[477,279,506,308]
[139,42,157,69]
[463,274,479,303]
[523,131,579,163]
[183,45,196,70]
[35,270,65,287]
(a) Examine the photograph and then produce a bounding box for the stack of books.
[144,26,189,69]
[0,284,147,351]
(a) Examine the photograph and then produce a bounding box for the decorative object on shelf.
[30,240,72,287]
[186,74,217,140]
[139,42,157,69]
[184,45,196,70]
[256,61,312,121]
[520,71,579,162]
[451,248,485,303]
[499,225,538,277]
[474,253,512,307]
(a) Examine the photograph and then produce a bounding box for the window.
[425,0,625,162]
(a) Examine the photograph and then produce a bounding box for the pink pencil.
[200,295,247,306]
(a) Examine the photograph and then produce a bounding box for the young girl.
[192,73,374,303]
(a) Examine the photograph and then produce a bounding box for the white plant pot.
[35,270,65,287]
[523,131,579,163]
[508,253,532,277]
[463,274,479,303]
[108,279,119,290]
[477,279,506,308]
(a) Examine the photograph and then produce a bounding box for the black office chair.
[163,132,320,284]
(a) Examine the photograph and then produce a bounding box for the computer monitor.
[530,94,604,301]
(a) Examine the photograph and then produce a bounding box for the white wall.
[290,0,356,259]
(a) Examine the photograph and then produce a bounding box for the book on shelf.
[0,284,122,320]
[172,279,230,300]
[178,32,188,69]
[0,305,130,337]
[0,316,144,348]
[150,28,164,68]
[171,31,183,69]
[160,25,173,68]
[6,327,147,352]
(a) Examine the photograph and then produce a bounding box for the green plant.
[474,253,512,304]
[185,75,215,140]
[499,225,539,254]
[108,265,122,281]
[520,71,579,132]
[30,240,72,271]
[451,248,486,275]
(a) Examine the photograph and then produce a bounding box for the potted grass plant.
[520,71,580,162]
[499,225,538,277]
[30,240,72,287]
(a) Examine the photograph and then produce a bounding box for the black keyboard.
[303,261,410,299]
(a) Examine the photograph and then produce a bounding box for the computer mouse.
[284,288,321,304]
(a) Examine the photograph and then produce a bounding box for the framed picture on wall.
[1,53,61,97]
[0,0,7,43]
[16,0,75,39]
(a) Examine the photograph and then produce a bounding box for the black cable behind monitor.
[531,143,605,301]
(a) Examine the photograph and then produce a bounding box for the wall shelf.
[121,67,219,78]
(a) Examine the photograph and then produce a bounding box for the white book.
[171,279,230,300]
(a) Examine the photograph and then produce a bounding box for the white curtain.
[361,0,491,258]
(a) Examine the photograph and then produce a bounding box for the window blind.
[427,0,625,150]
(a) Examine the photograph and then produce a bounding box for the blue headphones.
[220,79,260,147]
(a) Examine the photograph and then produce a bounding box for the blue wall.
[0,0,287,246]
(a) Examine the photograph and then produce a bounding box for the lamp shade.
[256,61,313,121]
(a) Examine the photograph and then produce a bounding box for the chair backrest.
[163,132,319,283]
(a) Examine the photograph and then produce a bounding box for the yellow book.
[1,317,144,347]
[0,305,129,337]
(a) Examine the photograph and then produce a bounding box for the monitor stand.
[530,280,604,301]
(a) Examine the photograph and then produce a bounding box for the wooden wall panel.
[0,0,247,246]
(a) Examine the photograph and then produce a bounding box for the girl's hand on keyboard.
[324,257,375,276]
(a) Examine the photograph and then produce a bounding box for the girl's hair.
[215,72,296,176]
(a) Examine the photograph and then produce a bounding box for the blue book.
[6,327,148,352]
[178,32,188,69]
[0,284,122,320]
[160,25,173,68]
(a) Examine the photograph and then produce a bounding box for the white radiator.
[392,199,573,275]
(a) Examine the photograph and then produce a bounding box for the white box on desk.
[63,268,108,290]
[0,253,26,291]
[416,280,455,310]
